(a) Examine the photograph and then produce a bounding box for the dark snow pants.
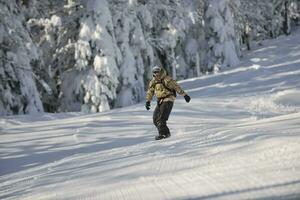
[153,101,174,136]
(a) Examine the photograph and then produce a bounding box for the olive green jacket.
[146,69,187,103]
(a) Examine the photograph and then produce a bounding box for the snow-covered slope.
[1,29,300,200]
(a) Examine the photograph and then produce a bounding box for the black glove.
[184,95,191,103]
[145,101,151,110]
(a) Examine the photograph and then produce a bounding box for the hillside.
[1,28,300,200]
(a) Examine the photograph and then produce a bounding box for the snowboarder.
[145,66,191,140]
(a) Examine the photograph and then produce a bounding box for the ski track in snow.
[1,30,300,200]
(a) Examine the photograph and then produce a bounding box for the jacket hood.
[152,67,168,81]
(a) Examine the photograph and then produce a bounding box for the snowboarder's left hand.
[145,101,151,110]
[184,95,191,103]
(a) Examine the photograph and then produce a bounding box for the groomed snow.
[1,29,300,200]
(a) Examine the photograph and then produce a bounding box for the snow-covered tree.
[140,0,206,79]
[110,0,150,107]
[59,0,121,113]
[0,1,44,115]
[235,0,300,46]
[204,0,239,71]
[290,0,300,26]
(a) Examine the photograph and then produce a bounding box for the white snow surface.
[1,29,300,200]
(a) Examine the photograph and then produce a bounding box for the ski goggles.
[153,71,161,78]
[152,66,161,74]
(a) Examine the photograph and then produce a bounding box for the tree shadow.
[0,133,153,176]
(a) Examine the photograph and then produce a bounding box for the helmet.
[152,65,161,74]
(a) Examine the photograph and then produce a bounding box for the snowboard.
[155,134,170,140]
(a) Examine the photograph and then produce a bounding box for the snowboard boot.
[155,135,165,140]
[155,133,171,140]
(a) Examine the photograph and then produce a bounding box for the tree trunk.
[196,54,201,77]
[283,0,291,35]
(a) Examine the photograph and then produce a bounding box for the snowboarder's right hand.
[145,101,151,110]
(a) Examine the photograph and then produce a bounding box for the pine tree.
[0,0,44,115]
[111,0,150,107]
[60,0,121,113]
[204,0,239,71]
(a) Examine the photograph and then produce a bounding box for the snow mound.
[274,89,300,107]
[244,90,300,119]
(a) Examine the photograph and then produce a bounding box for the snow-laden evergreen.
[205,0,240,71]
[61,0,121,113]
[0,1,43,115]
[111,0,150,107]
